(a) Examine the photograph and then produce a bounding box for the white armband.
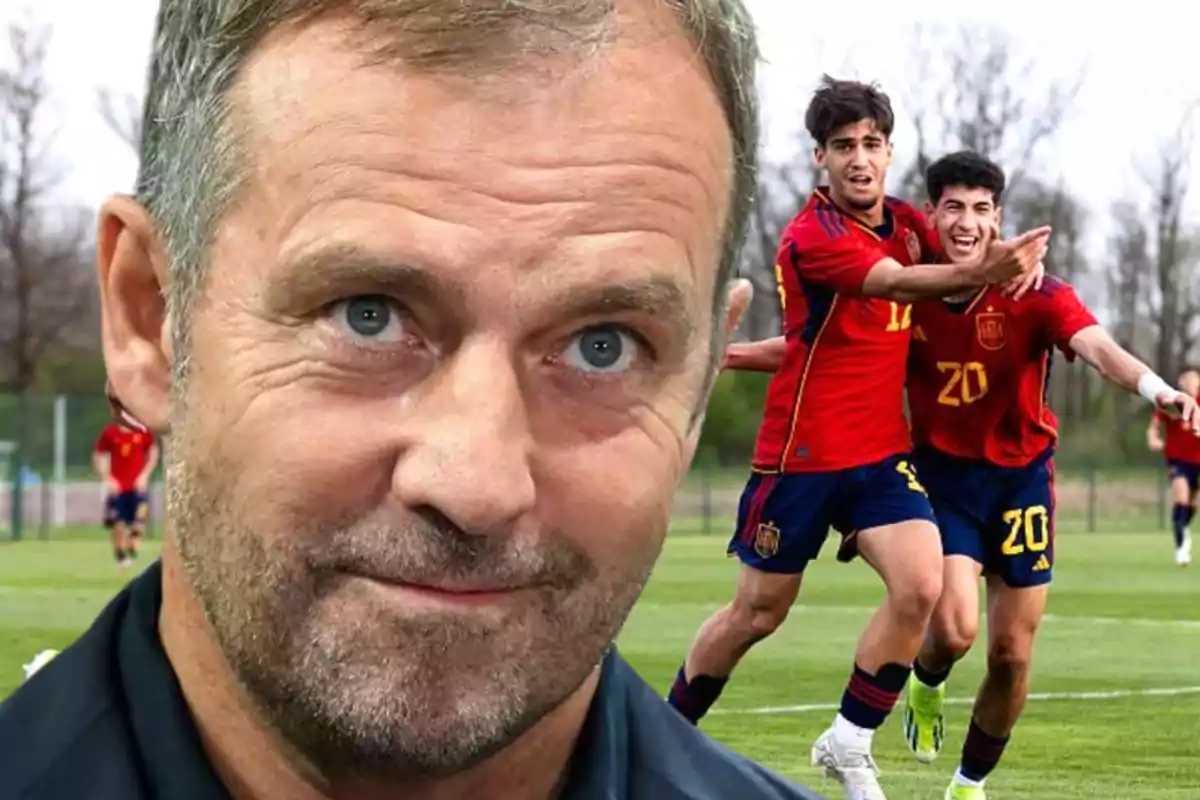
[1138,372,1172,403]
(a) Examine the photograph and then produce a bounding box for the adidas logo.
[1032,554,1051,572]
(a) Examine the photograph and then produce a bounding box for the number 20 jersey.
[907,276,1097,467]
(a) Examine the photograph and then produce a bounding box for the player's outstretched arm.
[1148,413,1166,452]
[1070,325,1200,434]
[723,336,786,372]
[91,436,109,482]
[860,226,1052,303]
[137,443,160,492]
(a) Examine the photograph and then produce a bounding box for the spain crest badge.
[754,522,781,558]
[975,310,1006,351]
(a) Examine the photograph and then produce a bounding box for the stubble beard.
[163,406,657,783]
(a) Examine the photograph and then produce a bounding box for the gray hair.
[135,0,760,363]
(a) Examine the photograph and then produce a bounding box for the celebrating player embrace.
[666,77,1051,800]
[901,151,1200,800]
[93,394,159,569]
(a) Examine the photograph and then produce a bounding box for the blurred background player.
[665,77,1050,800]
[901,151,1200,800]
[1147,368,1200,565]
[92,393,158,569]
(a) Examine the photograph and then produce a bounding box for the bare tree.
[0,19,97,529]
[895,23,1085,202]
[1105,202,1154,446]
[1133,103,1200,377]
[96,87,142,151]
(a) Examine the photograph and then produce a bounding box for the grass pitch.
[2,527,1197,799]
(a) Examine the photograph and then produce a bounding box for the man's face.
[930,185,1001,264]
[164,18,733,780]
[815,119,892,212]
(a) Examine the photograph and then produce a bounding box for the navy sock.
[839,662,911,730]
[913,658,950,688]
[667,666,728,725]
[960,717,1010,782]
[1188,505,1196,526]
[1173,504,1188,548]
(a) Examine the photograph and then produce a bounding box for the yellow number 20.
[1001,505,1050,556]
[774,263,787,310]
[936,361,989,407]
[886,301,912,332]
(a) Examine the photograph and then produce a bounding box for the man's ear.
[813,145,826,171]
[924,201,935,216]
[682,279,754,465]
[97,195,173,433]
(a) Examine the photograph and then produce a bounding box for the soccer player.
[900,151,1200,800]
[665,77,1049,800]
[1147,367,1200,565]
[93,394,158,568]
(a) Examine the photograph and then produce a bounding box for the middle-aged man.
[0,1,827,799]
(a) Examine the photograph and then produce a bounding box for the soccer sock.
[913,657,951,688]
[837,662,911,734]
[667,666,728,725]
[958,717,1010,783]
[1187,505,1197,527]
[113,547,127,563]
[1172,504,1189,548]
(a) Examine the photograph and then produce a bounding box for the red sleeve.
[1041,279,1098,357]
[917,213,943,262]
[1154,408,1170,424]
[894,201,942,263]
[93,427,113,455]
[788,216,886,294]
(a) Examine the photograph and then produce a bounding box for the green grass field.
[2,527,1198,799]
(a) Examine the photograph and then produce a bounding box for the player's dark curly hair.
[804,75,895,147]
[925,151,1007,205]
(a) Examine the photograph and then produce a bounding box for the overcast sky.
[4,0,1199,241]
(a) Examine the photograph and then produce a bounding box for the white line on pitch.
[635,602,1200,629]
[710,685,1200,716]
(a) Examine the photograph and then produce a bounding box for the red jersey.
[907,276,1097,467]
[752,189,940,473]
[1155,406,1200,463]
[94,424,156,493]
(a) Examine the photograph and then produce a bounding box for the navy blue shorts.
[726,453,936,574]
[1167,460,1200,493]
[913,447,1055,588]
[104,491,149,530]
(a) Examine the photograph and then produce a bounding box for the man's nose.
[390,338,536,536]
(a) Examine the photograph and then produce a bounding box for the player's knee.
[986,633,1033,684]
[933,611,978,660]
[888,569,943,624]
[729,594,790,641]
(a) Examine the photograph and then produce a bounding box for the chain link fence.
[0,394,162,539]
[0,393,1174,540]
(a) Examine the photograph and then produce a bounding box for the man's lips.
[345,572,536,607]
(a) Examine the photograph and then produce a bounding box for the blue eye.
[563,326,637,374]
[330,296,406,343]
[346,297,391,336]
